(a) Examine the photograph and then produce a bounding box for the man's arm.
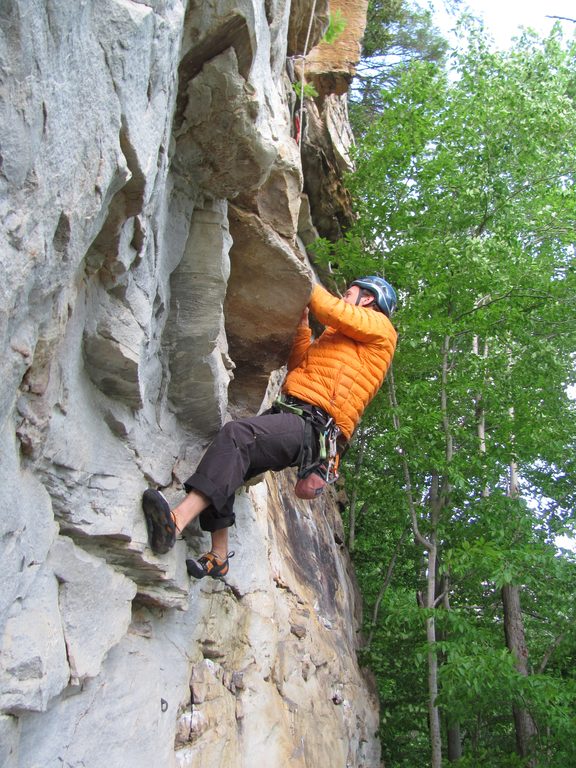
[287,307,312,371]
[309,285,397,344]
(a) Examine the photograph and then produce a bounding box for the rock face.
[305,0,369,95]
[0,1,378,766]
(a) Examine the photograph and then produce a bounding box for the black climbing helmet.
[350,276,397,317]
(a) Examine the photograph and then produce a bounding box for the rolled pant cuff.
[184,472,226,509]
[183,473,234,532]
[199,511,235,533]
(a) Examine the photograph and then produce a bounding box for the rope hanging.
[298,0,318,155]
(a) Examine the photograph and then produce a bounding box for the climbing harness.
[273,395,343,499]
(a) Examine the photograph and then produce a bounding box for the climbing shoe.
[142,488,177,554]
[186,551,235,580]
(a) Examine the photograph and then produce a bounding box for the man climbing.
[142,276,398,579]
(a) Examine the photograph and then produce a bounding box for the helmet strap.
[355,291,375,308]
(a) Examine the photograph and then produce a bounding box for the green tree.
[350,0,450,133]
[320,23,576,767]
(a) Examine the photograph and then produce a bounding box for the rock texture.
[305,0,369,95]
[0,1,377,766]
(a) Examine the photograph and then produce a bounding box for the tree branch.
[387,365,433,550]
[367,526,410,647]
[434,591,447,608]
[538,633,565,674]
[454,290,551,321]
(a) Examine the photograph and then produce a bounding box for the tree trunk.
[501,583,538,762]
[447,720,463,762]
[426,539,442,768]
[388,368,444,768]
[437,567,463,762]
[424,336,453,768]
[388,367,442,766]
[502,447,537,763]
[473,335,490,498]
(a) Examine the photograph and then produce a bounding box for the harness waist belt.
[279,395,332,427]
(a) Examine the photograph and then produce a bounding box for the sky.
[430,0,576,49]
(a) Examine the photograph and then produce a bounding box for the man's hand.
[299,307,310,326]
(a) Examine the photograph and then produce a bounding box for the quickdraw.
[326,422,341,482]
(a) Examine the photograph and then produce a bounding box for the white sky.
[431,0,576,48]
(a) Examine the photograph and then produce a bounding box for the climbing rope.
[298,0,318,156]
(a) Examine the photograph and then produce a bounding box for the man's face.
[342,285,361,304]
[343,285,373,307]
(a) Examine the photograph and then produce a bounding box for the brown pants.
[183,410,310,532]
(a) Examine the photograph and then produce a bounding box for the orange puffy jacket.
[283,284,397,439]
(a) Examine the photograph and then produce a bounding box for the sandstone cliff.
[0,1,379,766]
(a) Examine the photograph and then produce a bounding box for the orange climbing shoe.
[186,551,235,580]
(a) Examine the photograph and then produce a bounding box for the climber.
[142,276,398,579]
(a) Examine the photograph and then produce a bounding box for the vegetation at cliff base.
[319,7,576,767]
